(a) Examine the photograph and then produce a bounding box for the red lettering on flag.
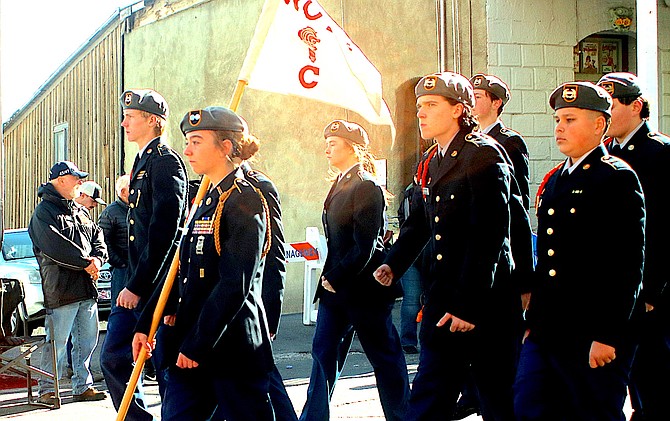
[299,65,319,88]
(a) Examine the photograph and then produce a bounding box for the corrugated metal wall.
[2,25,122,229]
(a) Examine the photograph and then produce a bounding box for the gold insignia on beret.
[423,76,437,91]
[600,81,615,95]
[562,85,578,102]
[124,92,133,106]
[583,164,590,170]
[189,110,202,127]
[473,77,483,87]
[451,150,458,157]
[330,122,340,132]
[206,197,212,206]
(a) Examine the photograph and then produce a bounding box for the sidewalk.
[1,303,473,419]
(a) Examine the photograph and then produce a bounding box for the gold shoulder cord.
[212,180,272,258]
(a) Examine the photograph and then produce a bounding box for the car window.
[2,230,36,261]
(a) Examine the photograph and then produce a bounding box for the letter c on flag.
[299,65,319,89]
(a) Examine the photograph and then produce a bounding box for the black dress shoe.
[451,403,479,420]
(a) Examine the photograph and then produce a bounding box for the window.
[574,35,630,83]
[53,122,68,161]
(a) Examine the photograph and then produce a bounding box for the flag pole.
[116,79,249,421]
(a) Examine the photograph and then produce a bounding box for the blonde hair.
[140,111,166,136]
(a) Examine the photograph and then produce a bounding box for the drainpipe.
[636,0,659,130]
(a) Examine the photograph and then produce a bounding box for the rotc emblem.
[600,81,615,95]
[205,197,212,206]
[583,164,591,170]
[473,77,483,87]
[562,85,578,102]
[189,110,202,127]
[451,150,458,157]
[423,76,437,91]
[124,92,133,106]
[330,121,340,132]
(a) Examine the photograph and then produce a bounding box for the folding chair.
[0,278,61,408]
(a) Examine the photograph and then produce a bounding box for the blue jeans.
[100,305,155,421]
[39,299,99,395]
[399,265,422,348]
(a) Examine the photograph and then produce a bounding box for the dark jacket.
[316,164,400,305]
[98,198,129,269]
[241,162,287,335]
[487,121,531,210]
[385,130,512,329]
[138,168,273,376]
[126,137,188,302]
[28,183,108,309]
[529,145,645,349]
[607,123,670,311]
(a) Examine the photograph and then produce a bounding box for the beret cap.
[549,81,612,117]
[323,120,369,147]
[415,72,475,107]
[597,72,642,99]
[120,89,169,119]
[470,73,510,105]
[180,106,244,135]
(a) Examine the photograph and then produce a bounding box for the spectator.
[28,160,108,405]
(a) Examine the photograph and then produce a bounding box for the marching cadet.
[470,73,530,209]
[101,89,188,420]
[514,82,645,420]
[134,106,275,420]
[375,72,516,420]
[597,72,670,421]
[300,120,409,421]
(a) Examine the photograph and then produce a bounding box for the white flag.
[238,0,395,138]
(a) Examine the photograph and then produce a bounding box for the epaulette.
[246,168,268,182]
[356,170,374,182]
[601,154,628,170]
[535,162,564,215]
[465,132,487,146]
[648,131,670,145]
[500,127,522,138]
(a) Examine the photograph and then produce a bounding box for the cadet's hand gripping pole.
[116,80,248,421]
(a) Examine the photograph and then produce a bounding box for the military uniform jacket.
[241,161,287,335]
[607,123,670,310]
[385,129,512,328]
[487,121,531,211]
[126,136,188,302]
[138,167,273,376]
[316,164,399,305]
[529,145,645,349]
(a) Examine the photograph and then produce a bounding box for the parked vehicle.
[0,228,112,335]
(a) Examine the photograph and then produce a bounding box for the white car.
[0,228,112,335]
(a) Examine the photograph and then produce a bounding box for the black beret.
[180,106,244,135]
[470,73,510,105]
[549,82,612,117]
[597,72,642,99]
[323,120,369,147]
[120,89,169,119]
[415,72,475,107]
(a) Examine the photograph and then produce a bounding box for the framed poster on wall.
[581,42,599,73]
[601,42,618,73]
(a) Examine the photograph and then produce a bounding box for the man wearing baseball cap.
[76,180,107,210]
[101,89,188,421]
[28,160,108,405]
[515,81,645,420]
[598,72,670,420]
[375,71,515,420]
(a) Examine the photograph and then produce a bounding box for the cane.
[115,80,248,421]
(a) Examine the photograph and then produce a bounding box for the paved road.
[1,302,632,420]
